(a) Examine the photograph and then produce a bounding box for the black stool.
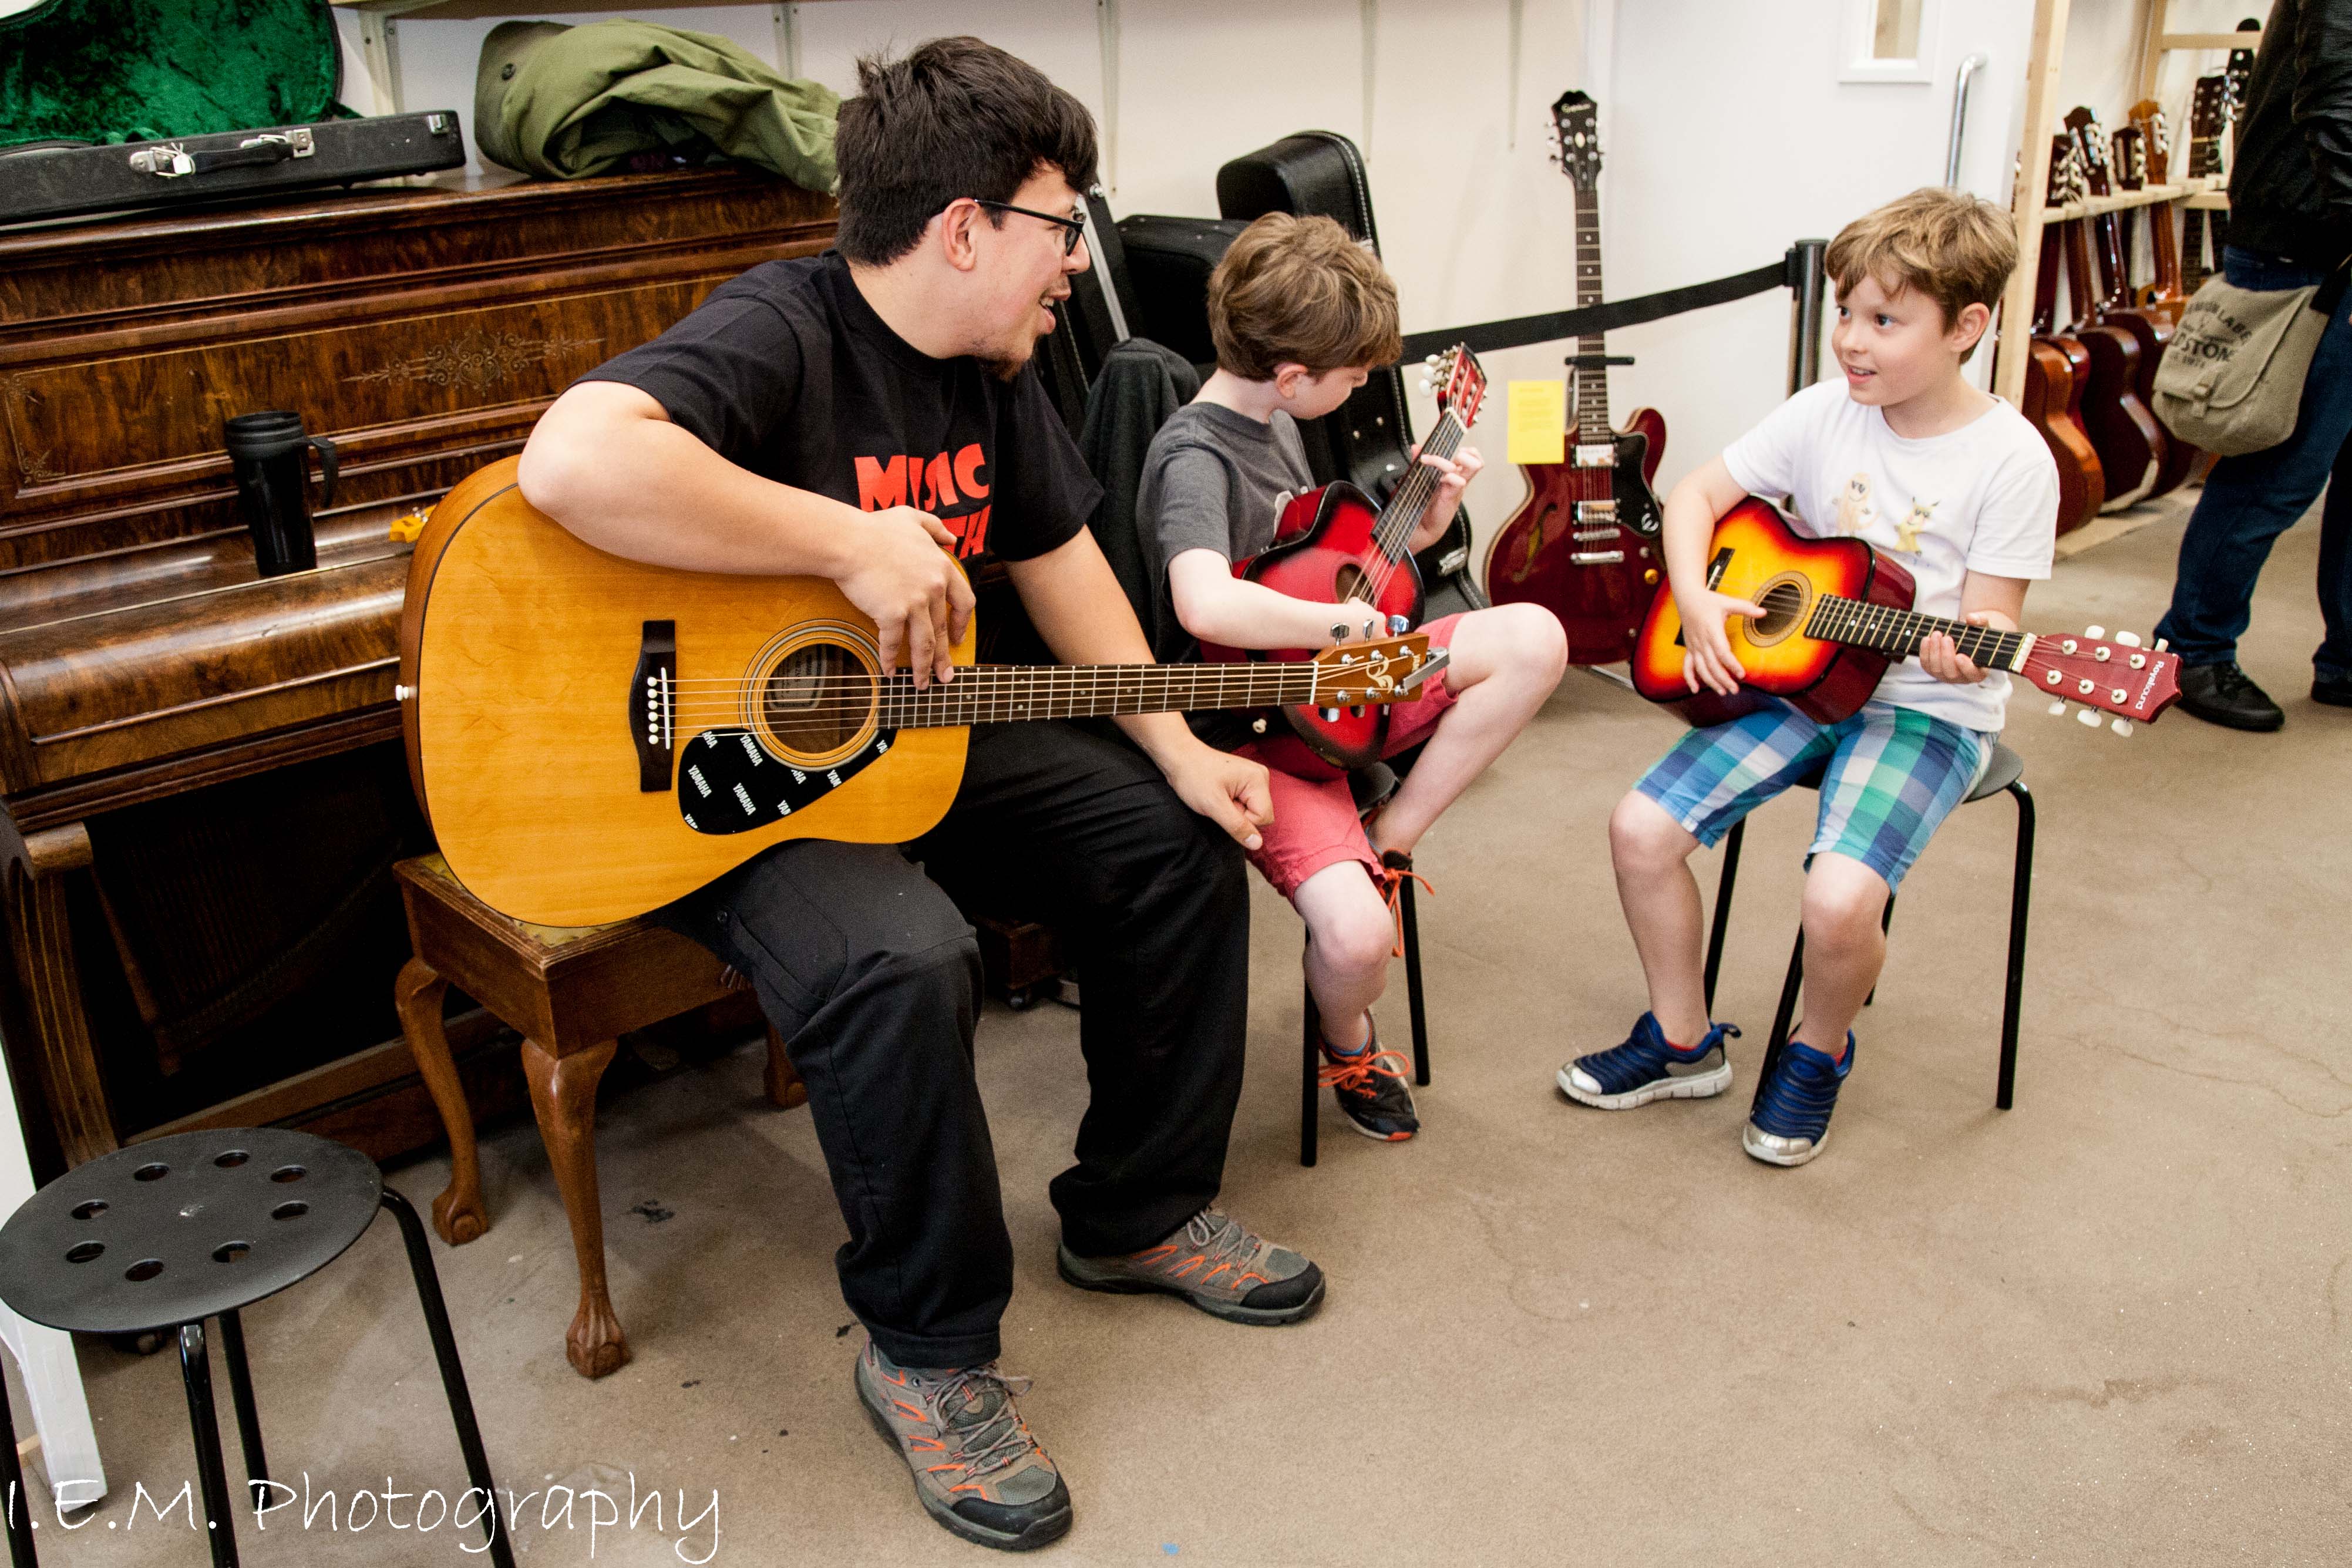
[1299,763,1431,1167]
[1700,741,2034,1111]
[0,1130,516,1567]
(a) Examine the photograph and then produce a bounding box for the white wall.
[334,0,2220,528]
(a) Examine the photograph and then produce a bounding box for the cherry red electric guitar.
[1200,345,1487,778]
[1628,498,2182,735]
[1483,88,1667,665]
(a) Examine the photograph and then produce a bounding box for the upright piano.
[0,167,837,1176]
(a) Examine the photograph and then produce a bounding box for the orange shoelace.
[1373,854,1435,958]
[1316,1041,1414,1092]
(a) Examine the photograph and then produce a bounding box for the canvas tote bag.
[2154,260,2351,456]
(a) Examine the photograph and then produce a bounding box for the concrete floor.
[16,494,2350,1566]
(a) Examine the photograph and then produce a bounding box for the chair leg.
[520,1037,629,1378]
[396,957,489,1247]
[1398,876,1431,1086]
[762,1025,808,1110]
[0,1347,37,1568]
[381,1189,519,1568]
[176,1323,240,1568]
[1752,930,1806,1115]
[1703,819,1746,1015]
[1863,894,1895,1008]
[1300,981,1321,1169]
[216,1309,269,1506]
[1998,780,2035,1110]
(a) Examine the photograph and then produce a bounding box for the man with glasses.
[519,35,1322,1553]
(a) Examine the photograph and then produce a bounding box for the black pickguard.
[1608,431,1664,539]
[677,726,897,836]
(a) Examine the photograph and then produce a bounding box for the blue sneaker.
[1742,1034,1855,1167]
[1557,1012,1738,1109]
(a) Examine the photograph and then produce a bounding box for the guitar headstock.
[2189,72,2229,142]
[2065,107,2114,197]
[2225,19,2259,119]
[2128,98,2171,183]
[2112,125,2147,191]
[1548,90,1602,192]
[2047,133,2086,206]
[1308,634,1446,706]
[2028,626,2182,733]
[1416,344,1489,428]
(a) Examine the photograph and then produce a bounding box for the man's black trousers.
[656,719,1250,1370]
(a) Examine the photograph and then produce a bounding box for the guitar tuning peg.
[2085,624,2107,639]
[2077,706,2102,727]
[1330,622,1348,641]
[2048,699,2070,717]
[1425,354,1441,366]
[1362,618,1378,639]
[2115,630,2142,647]
[2111,717,2135,736]
[1418,380,1433,393]
[2153,637,2169,652]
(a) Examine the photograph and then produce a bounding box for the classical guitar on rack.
[2177,73,2230,294]
[401,459,1444,926]
[2024,139,2106,533]
[1628,498,2181,733]
[1197,345,1485,779]
[2122,99,2208,493]
[1483,88,1668,666]
[2057,119,2169,512]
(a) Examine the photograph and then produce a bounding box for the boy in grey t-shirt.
[1138,213,1567,1144]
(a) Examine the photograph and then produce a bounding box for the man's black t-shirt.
[582,251,1101,567]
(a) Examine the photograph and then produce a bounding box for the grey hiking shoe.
[854,1339,1072,1552]
[1056,1207,1326,1325]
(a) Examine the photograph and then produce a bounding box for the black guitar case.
[1215,131,1486,619]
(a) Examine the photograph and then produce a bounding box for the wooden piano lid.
[0,512,412,825]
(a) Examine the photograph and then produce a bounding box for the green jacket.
[476,19,836,190]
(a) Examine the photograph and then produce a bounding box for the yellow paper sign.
[1506,379,1567,466]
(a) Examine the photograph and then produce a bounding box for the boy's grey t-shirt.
[1137,401,1317,745]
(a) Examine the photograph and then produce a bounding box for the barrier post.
[1785,238,1829,396]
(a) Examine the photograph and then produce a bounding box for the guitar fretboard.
[1806,595,2026,669]
[1571,179,1612,433]
[874,662,1325,728]
[1372,410,1468,564]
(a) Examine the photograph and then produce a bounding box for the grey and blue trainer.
[854,1339,1072,1552]
[1056,1207,1325,1325]
[1558,1011,1739,1109]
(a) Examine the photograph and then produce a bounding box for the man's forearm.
[517,382,862,577]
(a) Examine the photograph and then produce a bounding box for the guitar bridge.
[631,620,676,792]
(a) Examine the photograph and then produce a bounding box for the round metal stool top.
[0,1129,382,1335]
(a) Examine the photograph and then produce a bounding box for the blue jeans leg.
[2317,436,2352,682]
[2154,248,2352,669]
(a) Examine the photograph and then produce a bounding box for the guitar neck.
[1571,181,1613,432]
[1371,410,1466,561]
[1809,595,2027,669]
[873,661,1321,728]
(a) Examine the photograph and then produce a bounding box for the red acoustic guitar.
[1484,89,1667,665]
[2055,125,2168,512]
[1629,498,2182,733]
[1200,345,1486,778]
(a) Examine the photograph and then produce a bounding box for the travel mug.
[224,410,337,576]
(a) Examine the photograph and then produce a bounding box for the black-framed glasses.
[972,199,1088,256]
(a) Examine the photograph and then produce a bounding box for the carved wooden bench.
[392,853,803,1378]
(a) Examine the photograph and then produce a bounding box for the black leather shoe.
[2314,675,2352,708]
[2176,661,2284,732]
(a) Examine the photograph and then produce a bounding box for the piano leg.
[2,822,119,1171]
[520,1035,630,1379]
[395,957,489,1246]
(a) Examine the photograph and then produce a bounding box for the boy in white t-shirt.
[1558,188,2060,1166]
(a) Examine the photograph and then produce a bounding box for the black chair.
[0,1129,516,1567]
[1298,761,1432,1167]
[1701,741,2034,1112]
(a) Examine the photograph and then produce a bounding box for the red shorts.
[1236,613,1463,901]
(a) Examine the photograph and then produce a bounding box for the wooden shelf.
[2184,190,2230,211]
[2155,30,2260,51]
[2041,174,2225,221]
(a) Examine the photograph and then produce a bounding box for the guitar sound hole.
[1748,576,1809,644]
[762,645,873,757]
[1333,563,1371,606]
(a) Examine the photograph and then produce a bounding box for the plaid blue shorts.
[1635,700,1991,891]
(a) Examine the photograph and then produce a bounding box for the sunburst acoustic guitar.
[400,458,1443,926]
[1628,498,2182,733]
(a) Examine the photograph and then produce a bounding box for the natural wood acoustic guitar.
[1628,498,2182,733]
[400,458,1443,926]
[2024,141,2105,534]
